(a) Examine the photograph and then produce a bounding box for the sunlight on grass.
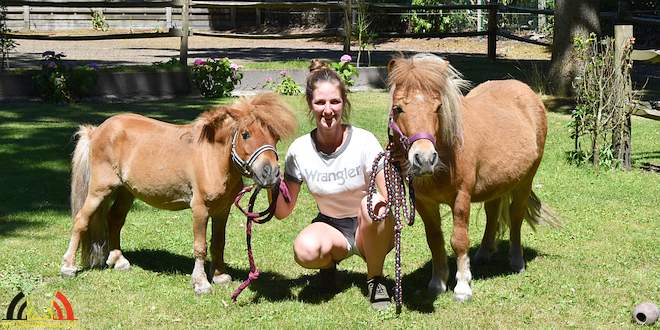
[0,94,657,328]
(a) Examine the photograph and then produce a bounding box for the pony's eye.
[393,105,404,115]
[241,131,250,140]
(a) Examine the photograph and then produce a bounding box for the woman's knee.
[293,234,323,267]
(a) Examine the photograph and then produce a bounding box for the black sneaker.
[367,276,391,311]
[318,264,337,293]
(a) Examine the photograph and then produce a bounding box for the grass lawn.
[0,93,658,328]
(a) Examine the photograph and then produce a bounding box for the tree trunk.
[548,0,601,96]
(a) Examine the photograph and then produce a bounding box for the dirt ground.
[9,33,551,69]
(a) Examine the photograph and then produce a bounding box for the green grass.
[0,94,658,328]
[240,60,312,70]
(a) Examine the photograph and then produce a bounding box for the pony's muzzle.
[253,162,280,188]
[409,141,438,176]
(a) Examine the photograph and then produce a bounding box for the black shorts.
[312,213,360,257]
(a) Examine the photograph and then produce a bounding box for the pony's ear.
[198,110,233,144]
[387,58,399,74]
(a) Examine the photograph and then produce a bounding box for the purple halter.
[388,111,436,150]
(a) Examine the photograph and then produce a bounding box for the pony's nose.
[412,150,438,175]
[257,164,279,187]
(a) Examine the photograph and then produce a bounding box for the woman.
[274,59,394,311]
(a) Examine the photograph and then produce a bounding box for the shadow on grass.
[123,248,370,304]
[402,241,539,313]
[124,241,540,310]
[0,218,47,237]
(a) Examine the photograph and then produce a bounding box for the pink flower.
[266,77,273,82]
[230,63,240,70]
[279,70,287,76]
[193,59,206,66]
[340,54,352,63]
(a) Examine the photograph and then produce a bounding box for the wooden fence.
[3,0,659,61]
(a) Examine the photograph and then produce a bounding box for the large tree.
[548,0,601,96]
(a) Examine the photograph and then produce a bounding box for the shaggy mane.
[387,53,470,146]
[197,92,297,143]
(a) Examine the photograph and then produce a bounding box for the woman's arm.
[273,179,301,219]
[375,169,388,201]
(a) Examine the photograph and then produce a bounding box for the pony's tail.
[523,191,562,229]
[71,125,109,268]
[496,191,562,236]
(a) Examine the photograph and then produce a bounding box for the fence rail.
[3,1,659,61]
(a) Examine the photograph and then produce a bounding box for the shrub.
[569,33,637,170]
[191,58,243,98]
[263,71,301,96]
[152,57,184,70]
[1,4,17,70]
[91,9,109,32]
[330,55,359,88]
[33,51,98,103]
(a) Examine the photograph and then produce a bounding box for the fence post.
[166,7,172,29]
[538,0,546,32]
[487,0,498,60]
[179,0,190,65]
[614,24,633,170]
[343,0,351,53]
[477,0,482,31]
[256,8,261,26]
[23,5,29,30]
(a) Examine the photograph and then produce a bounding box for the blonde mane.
[388,53,470,146]
[197,92,297,143]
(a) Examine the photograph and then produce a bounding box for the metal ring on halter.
[230,129,278,177]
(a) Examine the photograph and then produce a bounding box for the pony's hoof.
[453,283,472,302]
[60,265,77,278]
[427,279,447,296]
[193,281,212,295]
[113,257,131,271]
[213,274,232,285]
[509,255,526,273]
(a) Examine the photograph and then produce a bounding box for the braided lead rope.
[366,141,416,315]
[231,178,291,303]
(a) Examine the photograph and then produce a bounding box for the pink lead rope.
[231,178,290,303]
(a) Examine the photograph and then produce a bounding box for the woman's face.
[311,81,343,131]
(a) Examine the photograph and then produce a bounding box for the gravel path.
[10,35,550,69]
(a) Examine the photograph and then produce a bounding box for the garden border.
[0,66,387,101]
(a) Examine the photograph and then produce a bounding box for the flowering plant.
[263,70,301,96]
[329,54,359,87]
[191,57,243,98]
[33,51,98,102]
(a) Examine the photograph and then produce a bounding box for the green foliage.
[330,55,359,88]
[570,33,637,170]
[353,0,377,67]
[90,9,109,32]
[33,51,98,103]
[0,4,17,70]
[404,0,476,33]
[264,71,302,96]
[191,58,243,98]
[152,57,184,70]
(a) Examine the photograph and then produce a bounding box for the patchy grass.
[0,93,658,328]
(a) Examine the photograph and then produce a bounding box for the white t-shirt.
[285,125,383,218]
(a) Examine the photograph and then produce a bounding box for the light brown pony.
[387,54,558,301]
[60,92,297,294]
